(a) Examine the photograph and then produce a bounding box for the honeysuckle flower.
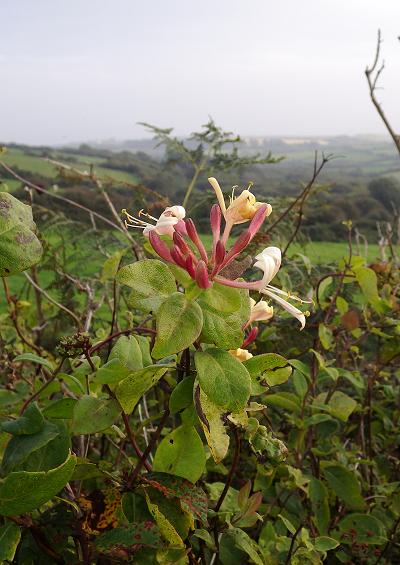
[122,205,185,237]
[229,348,253,362]
[130,178,309,330]
[208,177,272,244]
[216,247,311,329]
[254,247,309,329]
[247,298,274,325]
[208,177,272,225]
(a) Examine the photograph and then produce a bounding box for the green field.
[0,148,138,185]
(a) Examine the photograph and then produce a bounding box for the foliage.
[0,133,399,565]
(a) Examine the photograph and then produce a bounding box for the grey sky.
[1,0,399,145]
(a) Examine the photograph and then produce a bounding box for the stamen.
[138,209,158,222]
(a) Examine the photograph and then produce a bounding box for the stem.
[121,412,152,472]
[0,160,130,236]
[127,408,170,486]
[182,165,202,209]
[285,523,302,564]
[215,426,241,512]
[20,358,66,414]
[24,272,81,328]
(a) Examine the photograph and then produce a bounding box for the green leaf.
[0,522,21,561]
[245,419,288,463]
[72,396,120,434]
[195,348,251,412]
[314,391,357,422]
[278,513,297,534]
[0,192,43,276]
[1,420,60,474]
[22,420,70,472]
[200,283,242,313]
[263,392,301,414]
[309,477,330,534]
[136,334,153,366]
[96,523,162,551]
[153,425,206,483]
[322,464,365,510]
[13,352,54,371]
[109,335,143,371]
[194,385,229,464]
[152,293,203,359]
[334,513,386,545]
[292,370,308,400]
[2,402,44,435]
[314,536,339,551]
[353,265,384,312]
[199,302,244,349]
[142,472,208,523]
[121,492,152,523]
[144,491,185,548]
[318,324,334,350]
[0,452,76,516]
[199,287,250,349]
[117,259,176,313]
[169,376,195,414]
[96,358,131,385]
[115,365,169,414]
[100,249,124,282]
[225,528,264,565]
[71,460,104,480]
[43,398,77,419]
[244,353,292,393]
[289,359,311,378]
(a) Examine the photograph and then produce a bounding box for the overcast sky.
[1,0,399,145]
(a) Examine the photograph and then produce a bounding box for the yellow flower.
[228,348,253,362]
[208,177,272,225]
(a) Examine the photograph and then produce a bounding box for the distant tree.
[139,118,283,208]
[368,176,400,211]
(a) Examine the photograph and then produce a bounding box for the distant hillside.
[1,136,399,243]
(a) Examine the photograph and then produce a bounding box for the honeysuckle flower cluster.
[123,177,311,330]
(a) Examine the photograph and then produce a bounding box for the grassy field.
[0,148,138,186]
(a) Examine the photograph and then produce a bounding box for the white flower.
[253,247,310,330]
[122,205,185,237]
[248,298,274,323]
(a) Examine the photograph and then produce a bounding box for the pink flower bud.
[242,327,258,348]
[248,204,270,237]
[170,245,187,269]
[185,255,196,278]
[215,240,226,266]
[210,203,222,245]
[173,231,192,256]
[195,260,211,289]
[149,231,173,263]
[174,219,188,236]
[185,219,209,264]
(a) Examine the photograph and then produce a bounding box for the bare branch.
[365,30,400,155]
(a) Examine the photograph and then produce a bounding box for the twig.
[20,358,66,414]
[2,277,42,355]
[365,30,400,155]
[127,408,170,486]
[214,425,241,513]
[23,272,81,328]
[88,327,156,355]
[266,152,333,235]
[285,523,302,564]
[0,160,130,235]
